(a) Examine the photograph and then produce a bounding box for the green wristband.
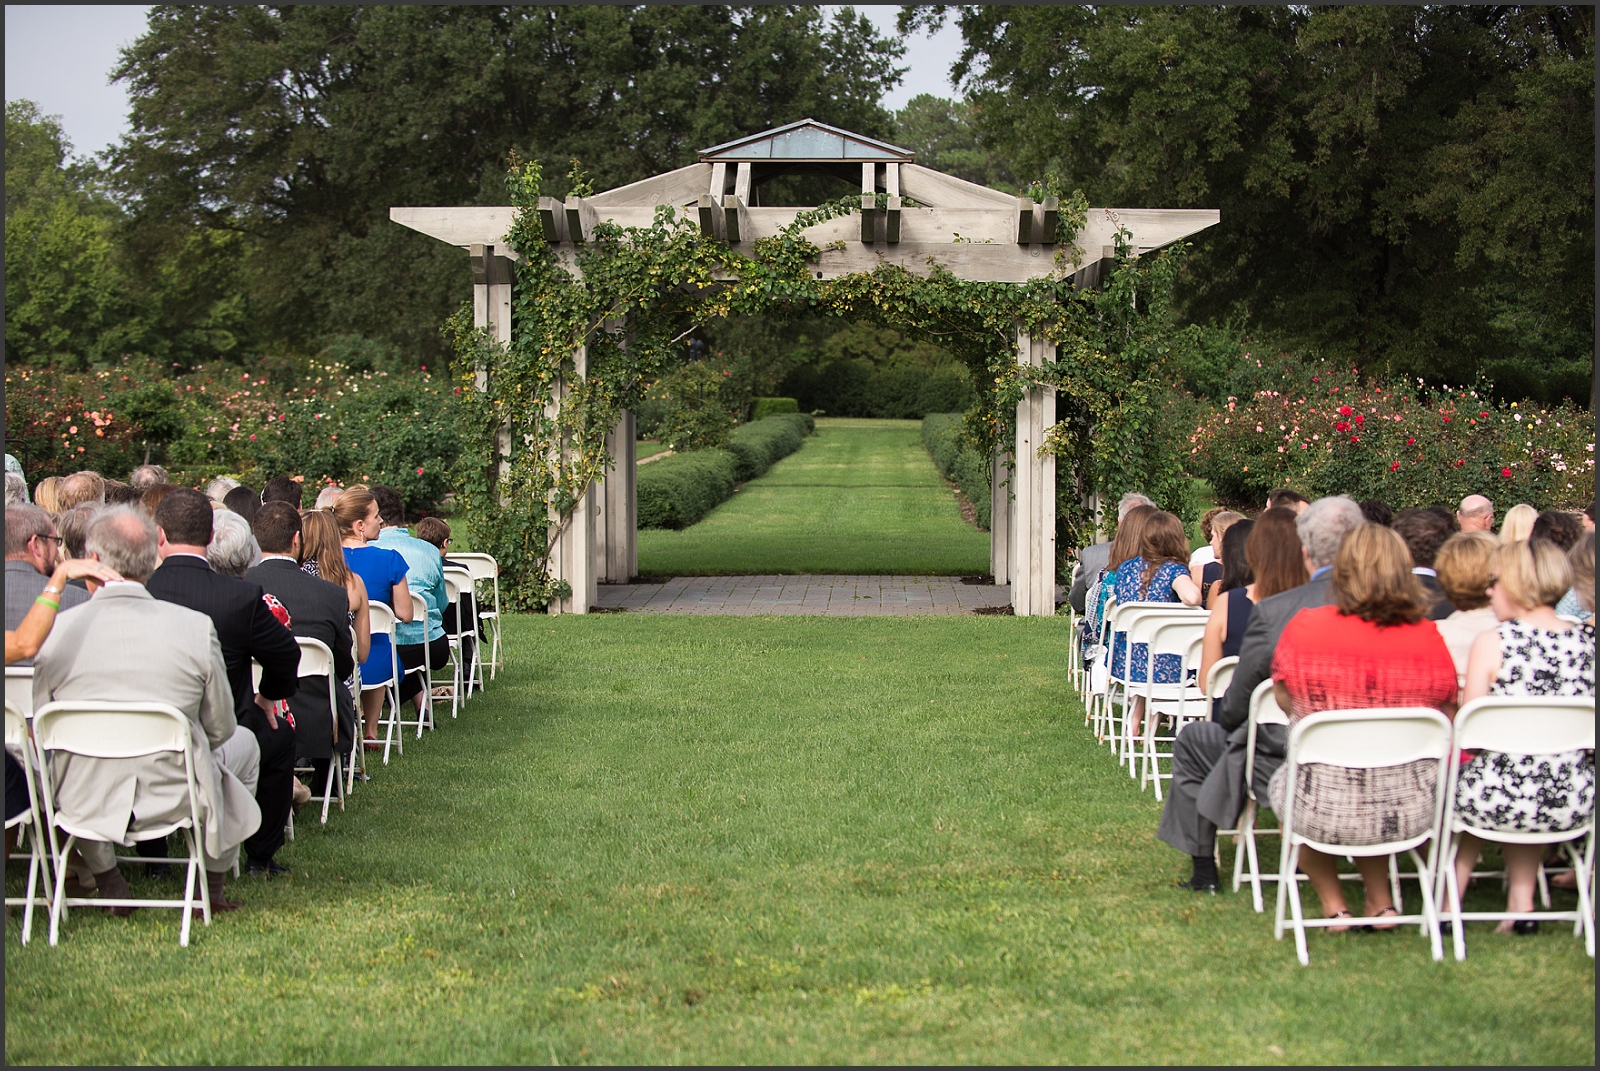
[34,596,60,611]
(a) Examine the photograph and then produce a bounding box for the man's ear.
[156,527,169,548]
[291,531,302,556]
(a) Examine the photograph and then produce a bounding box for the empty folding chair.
[6,665,34,720]
[5,701,51,944]
[1273,707,1453,965]
[448,553,501,681]
[34,701,213,947]
[438,574,467,719]
[1436,694,1595,960]
[441,565,477,697]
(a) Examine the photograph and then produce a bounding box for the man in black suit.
[147,489,301,877]
[1157,495,1366,891]
[1393,508,1457,620]
[245,503,356,799]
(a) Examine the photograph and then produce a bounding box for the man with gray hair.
[128,463,169,489]
[31,506,261,914]
[4,472,28,505]
[1456,494,1494,533]
[5,504,91,665]
[205,476,242,504]
[1068,491,1157,613]
[1157,494,1366,892]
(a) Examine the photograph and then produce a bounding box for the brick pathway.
[593,575,1017,615]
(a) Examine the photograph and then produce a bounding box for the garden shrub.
[781,362,975,419]
[1190,356,1594,510]
[922,413,991,529]
[636,448,739,529]
[725,413,810,481]
[750,396,799,421]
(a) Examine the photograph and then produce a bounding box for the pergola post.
[547,342,598,615]
[990,453,1012,585]
[1010,329,1057,616]
[469,245,514,483]
[597,410,637,583]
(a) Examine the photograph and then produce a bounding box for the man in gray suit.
[1067,492,1156,613]
[32,507,261,915]
[1157,495,1366,891]
[5,505,90,665]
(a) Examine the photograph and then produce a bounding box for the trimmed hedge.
[779,363,975,419]
[751,396,799,421]
[637,414,814,529]
[921,413,991,529]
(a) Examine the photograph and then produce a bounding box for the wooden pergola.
[392,120,1219,616]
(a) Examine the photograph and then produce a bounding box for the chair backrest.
[1287,707,1454,770]
[5,666,34,719]
[1248,678,1288,727]
[1452,695,1595,756]
[1147,616,1207,657]
[442,566,472,594]
[295,636,335,679]
[5,703,26,748]
[1206,656,1239,699]
[32,701,193,759]
[367,600,398,635]
[448,553,498,582]
[1126,608,1205,647]
[442,574,463,609]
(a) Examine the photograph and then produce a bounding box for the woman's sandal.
[1359,905,1401,933]
[1327,909,1355,934]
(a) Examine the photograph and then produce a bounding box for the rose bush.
[1191,356,1593,510]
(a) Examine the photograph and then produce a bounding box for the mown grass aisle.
[6,615,1592,1064]
[637,417,989,576]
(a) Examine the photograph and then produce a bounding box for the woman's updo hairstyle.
[332,485,375,538]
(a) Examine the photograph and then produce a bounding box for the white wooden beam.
[587,162,712,208]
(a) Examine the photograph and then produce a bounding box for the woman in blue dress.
[1113,511,1203,740]
[335,486,414,748]
[1099,505,1159,679]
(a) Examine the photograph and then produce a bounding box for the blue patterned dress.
[1110,558,1189,684]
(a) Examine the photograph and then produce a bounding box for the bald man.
[1457,495,1495,532]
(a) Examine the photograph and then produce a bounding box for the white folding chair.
[5,702,50,944]
[403,584,439,738]
[1102,600,1165,761]
[437,574,467,719]
[6,665,35,720]
[1085,593,1117,738]
[1236,679,1289,911]
[449,553,501,681]
[1436,695,1595,960]
[1065,561,1082,690]
[1137,614,1209,798]
[33,701,212,947]
[1273,707,1453,965]
[292,638,345,824]
[442,566,480,697]
[1113,606,1204,777]
[364,602,404,765]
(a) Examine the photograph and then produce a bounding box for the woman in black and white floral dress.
[1453,538,1595,934]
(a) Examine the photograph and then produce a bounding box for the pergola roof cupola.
[698,119,913,163]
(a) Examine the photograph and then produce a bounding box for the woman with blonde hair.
[1434,530,1502,687]
[1451,539,1595,933]
[335,486,413,747]
[32,476,62,514]
[1499,502,1537,543]
[1269,524,1459,929]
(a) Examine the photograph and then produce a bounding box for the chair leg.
[1411,848,1443,961]
[1286,843,1310,966]
[1442,837,1468,961]
[48,833,76,947]
[1568,840,1595,957]
[321,759,338,824]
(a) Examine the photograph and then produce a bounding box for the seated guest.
[1197,517,1254,703]
[32,476,63,514]
[222,485,261,526]
[1584,504,1595,532]
[1113,511,1202,740]
[140,482,180,517]
[1265,488,1309,514]
[421,518,479,669]
[1086,504,1157,672]
[1359,499,1393,527]
[5,472,28,506]
[247,504,358,801]
[1269,524,1458,928]
[205,476,241,504]
[1530,509,1583,552]
[104,480,142,507]
[260,475,304,509]
[1196,511,1309,708]
[54,503,99,566]
[1068,492,1154,614]
[207,510,262,578]
[1434,531,1501,687]
[1558,532,1594,621]
[5,505,91,665]
[57,471,106,511]
[148,489,301,879]
[1194,510,1243,603]
[1500,503,1537,542]
[298,510,371,738]
[127,463,169,489]
[371,486,450,712]
[1158,495,1365,892]
[1456,494,1494,533]
[1452,538,1595,933]
[1188,507,1226,574]
[313,484,344,510]
[1393,507,1455,620]
[32,507,262,913]
[335,486,414,747]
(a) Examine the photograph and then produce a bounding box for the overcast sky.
[4,5,962,160]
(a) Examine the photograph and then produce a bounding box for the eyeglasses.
[34,534,62,546]
[1487,574,1500,586]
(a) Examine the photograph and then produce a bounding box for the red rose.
[1501,467,1512,478]
[1389,461,1400,472]
[1354,414,1364,424]
[1442,416,1451,423]
[1338,405,1353,416]
[1349,435,1360,443]
[1479,411,1489,418]
[1406,437,1416,446]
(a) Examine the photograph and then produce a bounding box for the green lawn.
[6,614,1592,1064]
[637,418,989,576]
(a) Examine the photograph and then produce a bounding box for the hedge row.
[637,413,814,530]
[780,363,974,419]
[921,413,991,529]
[750,396,799,421]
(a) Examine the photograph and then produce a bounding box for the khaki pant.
[78,726,260,874]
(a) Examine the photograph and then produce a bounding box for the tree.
[892,94,1014,190]
[905,5,1594,404]
[110,5,906,365]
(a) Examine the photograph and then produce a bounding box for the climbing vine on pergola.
[448,157,1200,611]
